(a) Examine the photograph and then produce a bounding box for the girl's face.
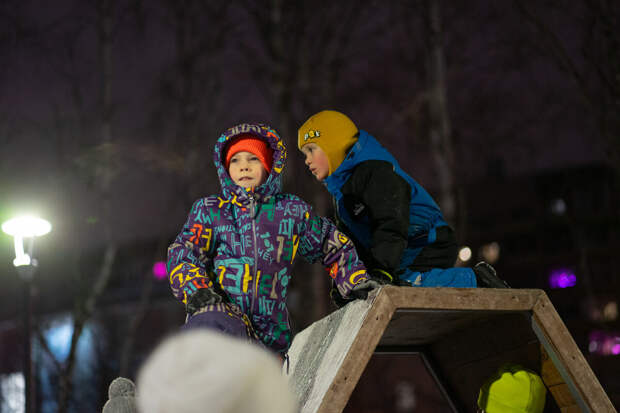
[301,143,329,181]
[228,151,268,189]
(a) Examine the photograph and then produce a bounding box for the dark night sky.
[0,1,611,311]
[0,0,610,307]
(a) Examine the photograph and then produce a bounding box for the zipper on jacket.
[249,194,259,316]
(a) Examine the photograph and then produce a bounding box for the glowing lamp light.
[2,216,52,267]
[548,269,576,289]
[458,247,472,262]
[152,261,167,280]
[2,216,51,237]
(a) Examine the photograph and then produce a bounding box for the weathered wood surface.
[532,294,615,412]
[285,292,386,413]
[285,286,616,413]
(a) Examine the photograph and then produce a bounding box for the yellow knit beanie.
[298,110,359,176]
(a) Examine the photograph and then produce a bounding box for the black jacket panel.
[337,160,410,274]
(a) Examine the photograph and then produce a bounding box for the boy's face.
[228,151,268,189]
[301,143,329,181]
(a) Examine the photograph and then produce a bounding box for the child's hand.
[329,286,354,308]
[186,288,223,315]
[350,278,383,300]
[367,268,394,284]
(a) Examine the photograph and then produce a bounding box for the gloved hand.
[329,269,392,307]
[368,268,394,284]
[185,288,223,315]
[350,278,383,300]
[330,285,354,308]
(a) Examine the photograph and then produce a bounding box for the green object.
[477,364,547,413]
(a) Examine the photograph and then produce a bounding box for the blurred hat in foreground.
[136,329,297,413]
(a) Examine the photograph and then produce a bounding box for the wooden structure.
[285,286,616,413]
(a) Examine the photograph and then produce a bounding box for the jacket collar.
[324,130,394,195]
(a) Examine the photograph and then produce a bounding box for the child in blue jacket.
[297,111,507,304]
[167,123,376,355]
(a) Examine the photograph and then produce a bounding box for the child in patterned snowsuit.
[167,123,376,355]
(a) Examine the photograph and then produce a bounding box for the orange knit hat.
[225,135,273,172]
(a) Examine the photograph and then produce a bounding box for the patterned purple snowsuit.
[167,123,369,354]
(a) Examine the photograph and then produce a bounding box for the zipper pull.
[247,193,256,218]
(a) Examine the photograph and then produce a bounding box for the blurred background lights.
[603,301,618,322]
[152,261,167,280]
[480,242,500,264]
[584,299,618,322]
[458,247,472,262]
[550,198,567,215]
[0,372,25,413]
[46,318,74,362]
[588,331,620,356]
[548,269,577,289]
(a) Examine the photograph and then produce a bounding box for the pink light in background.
[548,269,577,289]
[153,261,167,280]
[588,330,620,356]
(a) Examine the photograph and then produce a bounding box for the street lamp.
[2,215,52,413]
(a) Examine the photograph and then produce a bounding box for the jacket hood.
[324,130,395,194]
[213,123,286,203]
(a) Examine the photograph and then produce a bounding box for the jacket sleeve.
[349,161,410,274]
[167,198,216,305]
[297,206,369,298]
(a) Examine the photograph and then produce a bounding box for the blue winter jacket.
[323,130,448,277]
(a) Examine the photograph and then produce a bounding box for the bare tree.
[514,0,620,168]
[55,0,118,410]
[424,0,458,228]
[386,1,465,242]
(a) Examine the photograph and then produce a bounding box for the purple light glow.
[153,261,167,280]
[548,269,577,289]
[588,330,620,356]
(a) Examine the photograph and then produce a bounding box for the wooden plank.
[316,288,396,413]
[540,344,574,411]
[560,405,582,413]
[383,286,542,311]
[532,292,616,412]
[549,383,579,408]
[541,344,566,387]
